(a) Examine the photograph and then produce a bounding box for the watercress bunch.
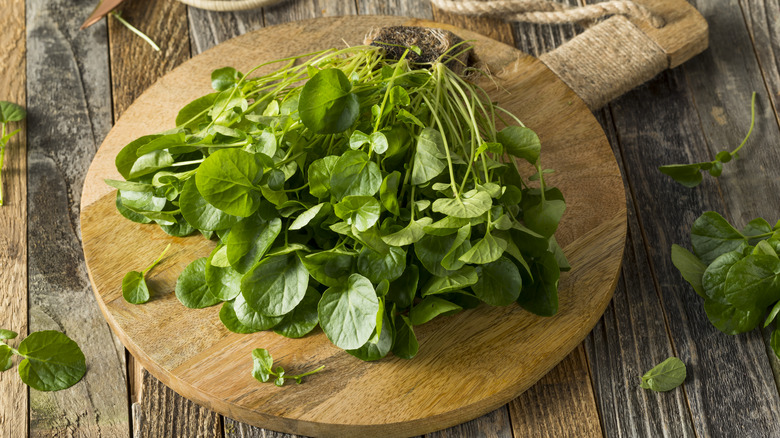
[110,44,568,361]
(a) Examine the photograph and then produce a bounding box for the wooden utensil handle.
[538,0,707,109]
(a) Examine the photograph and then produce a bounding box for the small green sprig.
[251,348,324,387]
[659,92,756,187]
[0,329,86,391]
[0,101,27,206]
[110,11,160,52]
[672,211,780,359]
[122,243,171,304]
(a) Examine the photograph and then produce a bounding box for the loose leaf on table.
[17,331,86,392]
[0,101,26,123]
[122,244,171,304]
[640,357,687,392]
[251,348,324,386]
[0,345,12,372]
[318,274,379,350]
[659,92,756,187]
[0,329,17,340]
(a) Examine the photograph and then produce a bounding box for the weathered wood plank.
[609,65,780,436]
[0,1,27,437]
[109,0,191,118]
[188,8,264,55]
[356,0,433,18]
[509,346,603,437]
[582,106,696,438]
[25,0,129,436]
[426,407,512,438]
[430,6,515,46]
[263,0,357,26]
[132,373,221,438]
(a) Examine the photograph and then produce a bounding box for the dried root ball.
[365,26,474,75]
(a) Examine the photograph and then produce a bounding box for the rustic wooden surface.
[3,0,780,437]
[79,16,625,437]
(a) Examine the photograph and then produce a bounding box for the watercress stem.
[142,243,171,276]
[730,92,757,156]
[110,12,161,52]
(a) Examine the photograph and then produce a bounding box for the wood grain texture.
[609,66,780,437]
[79,16,625,437]
[355,0,433,18]
[108,0,192,118]
[25,0,129,436]
[584,108,696,438]
[430,5,515,46]
[131,371,221,438]
[630,0,708,68]
[0,1,27,437]
[263,0,356,25]
[509,346,602,437]
[187,8,264,55]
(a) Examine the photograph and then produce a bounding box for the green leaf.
[415,233,463,277]
[226,215,282,274]
[370,131,389,154]
[0,329,18,340]
[458,232,507,265]
[176,93,218,128]
[691,211,747,265]
[387,264,418,309]
[380,171,401,216]
[330,150,382,199]
[382,217,432,246]
[205,245,242,301]
[409,296,462,326]
[765,300,780,328]
[318,273,379,349]
[703,298,763,335]
[211,67,242,91]
[671,244,707,298]
[241,253,309,316]
[349,130,370,150]
[17,331,86,392]
[299,68,359,134]
[251,348,274,383]
[640,357,686,392]
[104,179,154,192]
[0,101,26,123]
[389,86,410,106]
[658,164,704,188]
[522,196,566,238]
[357,246,406,284]
[115,135,162,179]
[219,300,259,334]
[392,314,418,359]
[497,126,540,164]
[422,267,478,296]
[411,128,447,185]
[701,250,743,303]
[300,249,355,287]
[308,156,338,199]
[115,192,152,224]
[0,345,12,372]
[175,258,220,309]
[289,203,327,231]
[347,313,393,361]
[122,271,150,304]
[771,327,780,359]
[743,218,773,244]
[396,109,424,128]
[334,196,381,232]
[432,189,492,219]
[472,257,522,306]
[135,132,187,156]
[723,254,780,310]
[517,252,559,316]
[233,293,283,330]
[195,148,264,217]
[179,177,242,231]
[423,216,470,236]
[274,288,321,339]
[440,225,471,271]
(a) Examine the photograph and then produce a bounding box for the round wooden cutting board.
[80,16,626,438]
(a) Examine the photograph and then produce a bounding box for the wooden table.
[1,0,779,437]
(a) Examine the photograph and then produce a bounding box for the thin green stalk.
[731,91,757,156]
[111,12,160,52]
[0,122,6,206]
[142,243,171,275]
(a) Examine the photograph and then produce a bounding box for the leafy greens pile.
[672,211,780,358]
[109,44,567,361]
[0,329,86,391]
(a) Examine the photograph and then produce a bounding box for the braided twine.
[430,0,665,28]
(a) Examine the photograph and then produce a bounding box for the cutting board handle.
[537,0,707,109]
